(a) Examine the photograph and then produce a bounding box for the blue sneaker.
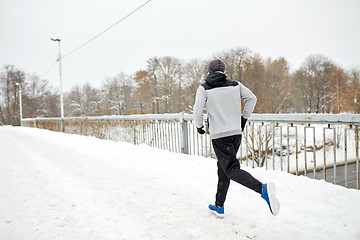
[261,182,280,216]
[208,204,224,217]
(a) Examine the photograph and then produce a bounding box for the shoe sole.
[267,182,280,216]
[209,209,224,218]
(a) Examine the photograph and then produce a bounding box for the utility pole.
[51,38,65,131]
[15,82,22,126]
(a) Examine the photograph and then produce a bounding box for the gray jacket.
[193,72,257,139]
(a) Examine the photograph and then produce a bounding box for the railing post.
[272,125,275,170]
[333,127,337,185]
[179,112,189,154]
[323,127,327,181]
[61,118,64,132]
[280,125,283,171]
[245,124,248,166]
[304,125,308,176]
[356,125,359,190]
[252,122,255,168]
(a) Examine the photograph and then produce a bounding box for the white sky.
[1,0,360,92]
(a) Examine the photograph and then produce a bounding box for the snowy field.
[0,126,359,240]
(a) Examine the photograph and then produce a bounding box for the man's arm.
[239,83,257,119]
[193,86,207,129]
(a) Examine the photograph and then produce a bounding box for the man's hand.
[197,126,205,134]
[241,116,247,132]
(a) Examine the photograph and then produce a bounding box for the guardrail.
[22,113,360,189]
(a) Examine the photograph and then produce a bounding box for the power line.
[40,61,58,79]
[41,0,152,79]
[61,0,152,60]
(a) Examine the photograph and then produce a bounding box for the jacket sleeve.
[193,86,207,128]
[239,83,257,119]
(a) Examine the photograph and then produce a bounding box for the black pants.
[212,134,262,207]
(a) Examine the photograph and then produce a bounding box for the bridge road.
[300,162,359,189]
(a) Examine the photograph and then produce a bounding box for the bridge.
[22,113,360,190]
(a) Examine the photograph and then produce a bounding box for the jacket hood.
[205,72,227,87]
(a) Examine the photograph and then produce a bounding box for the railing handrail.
[21,113,360,125]
[250,114,360,124]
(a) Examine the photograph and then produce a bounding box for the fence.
[22,113,360,189]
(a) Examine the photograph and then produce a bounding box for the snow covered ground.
[0,126,359,240]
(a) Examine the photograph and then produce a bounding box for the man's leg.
[212,135,262,194]
[215,161,230,207]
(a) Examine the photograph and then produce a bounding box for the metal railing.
[22,113,360,189]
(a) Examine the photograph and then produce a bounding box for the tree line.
[1,47,360,126]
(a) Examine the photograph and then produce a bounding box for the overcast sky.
[1,0,360,92]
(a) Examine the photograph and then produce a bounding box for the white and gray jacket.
[193,72,257,139]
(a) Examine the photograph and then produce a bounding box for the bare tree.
[263,57,291,113]
[23,74,57,118]
[102,73,134,115]
[213,47,252,83]
[293,55,334,113]
[156,56,184,113]
[0,65,25,125]
[183,59,208,112]
[147,57,161,113]
[65,83,101,116]
[349,68,360,113]
[133,70,154,114]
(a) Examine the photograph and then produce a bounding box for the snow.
[0,126,359,240]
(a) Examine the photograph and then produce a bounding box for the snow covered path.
[0,126,359,240]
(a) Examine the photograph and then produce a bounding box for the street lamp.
[355,85,360,114]
[15,82,22,126]
[50,38,65,130]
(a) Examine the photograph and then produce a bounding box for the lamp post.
[355,85,360,114]
[50,38,65,131]
[15,82,22,126]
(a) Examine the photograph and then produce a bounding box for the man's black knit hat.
[208,59,226,73]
